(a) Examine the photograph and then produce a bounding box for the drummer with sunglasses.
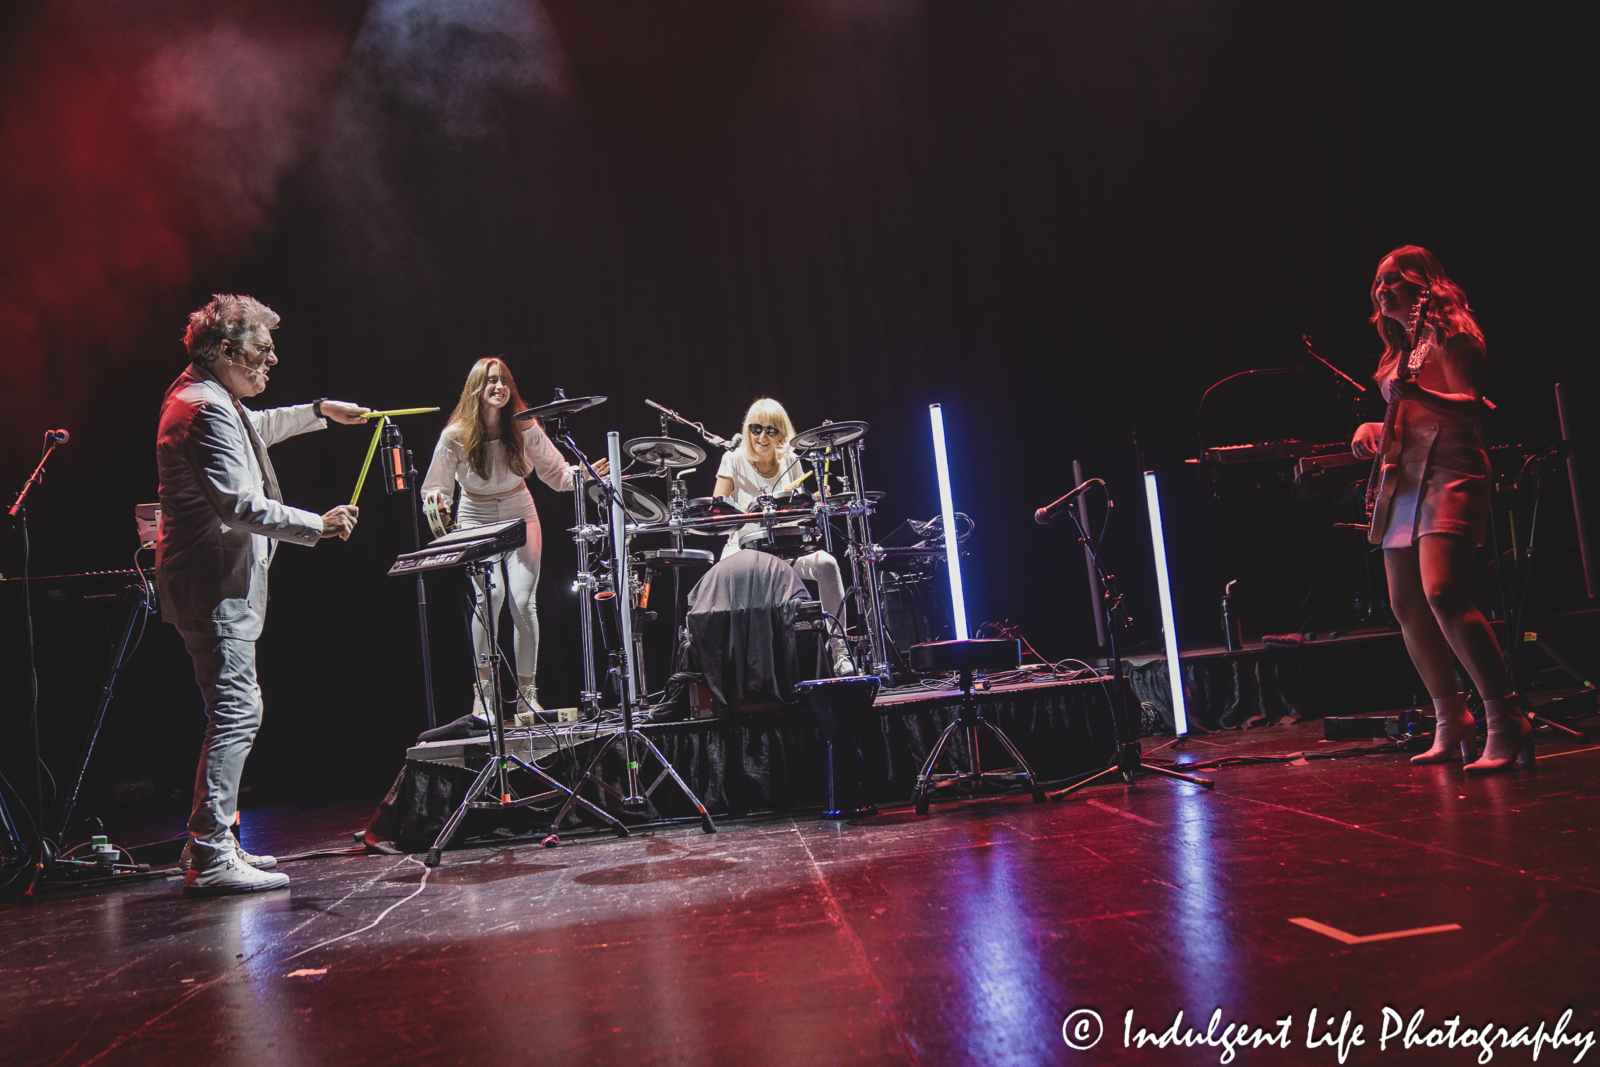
[712,397,856,677]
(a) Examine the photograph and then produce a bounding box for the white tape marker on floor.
[1289,917,1461,945]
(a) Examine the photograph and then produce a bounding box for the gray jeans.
[182,631,262,867]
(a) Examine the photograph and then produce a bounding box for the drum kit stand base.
[417,390,920,860]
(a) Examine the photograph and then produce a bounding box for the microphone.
[1034,479,1099,525]
[46,429,70,445]
[380,421,407,494]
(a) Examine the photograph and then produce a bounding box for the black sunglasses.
[747,424,782,439]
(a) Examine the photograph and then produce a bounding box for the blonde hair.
[738,397,795,468]
[445,357,530,480]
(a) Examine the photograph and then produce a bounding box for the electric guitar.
[1364,288,1433,544]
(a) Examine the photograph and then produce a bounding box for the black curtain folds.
[1,2,1592,799]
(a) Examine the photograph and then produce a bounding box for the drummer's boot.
[829,638,857,678]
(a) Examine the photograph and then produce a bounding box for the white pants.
[792,550,847,635]
[458,489,543,678]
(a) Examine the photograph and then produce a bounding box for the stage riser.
[368,679,1138,851]
[1130,609,1600,732]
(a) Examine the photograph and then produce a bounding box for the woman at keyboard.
[422,358,606,722]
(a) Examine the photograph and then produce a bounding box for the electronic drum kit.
[514,391,895,707]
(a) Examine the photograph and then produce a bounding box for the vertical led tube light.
[929,404,969,641]
[1143,470,1189,737]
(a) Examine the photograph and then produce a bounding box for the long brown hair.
[445,357,530,479]
[1370,245,1485,380]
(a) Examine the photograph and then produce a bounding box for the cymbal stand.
[547,433,715,839]
[805,450,837,556]
[841,440,891,679]
[424,555,627,866]
[661,448,695,642]
[1049,489,1216,799]
[549,413,607,716]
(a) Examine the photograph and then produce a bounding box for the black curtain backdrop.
[1,1,1593,799]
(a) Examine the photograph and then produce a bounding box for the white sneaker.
[830,640,857,677]
[179,839,278,872]
[513,684,548,726]
[468,678,495,721]
[183,852,290,897]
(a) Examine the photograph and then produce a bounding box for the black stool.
[910,639,1045,813]
[796,675,882,819]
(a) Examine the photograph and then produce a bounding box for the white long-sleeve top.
[421,420,576,504]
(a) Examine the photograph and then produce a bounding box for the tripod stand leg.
[424,758,500,867]
[627,730,716,834]
[1520,693,1586,740]
[977,718,1047,803]
[912,718,963,814]
[1137,763,1216,789]
[547,731,623,839]
[1049,744,1214,800]
[1048,762,1127,800]
[497,755,629,837]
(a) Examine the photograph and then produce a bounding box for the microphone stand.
[404,445,437,730]
[1048,485,1216,800]
[9,435,64,897]
[644,398,734,453]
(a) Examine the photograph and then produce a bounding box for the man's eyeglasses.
[747,424,782,439]
[230,339,276,359]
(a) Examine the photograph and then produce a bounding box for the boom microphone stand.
[9,432,65,895]
[1044,479,1216,799]
[1484,445,1586,739]
[379,420,437,729]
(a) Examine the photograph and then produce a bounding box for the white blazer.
[155,364,326,639]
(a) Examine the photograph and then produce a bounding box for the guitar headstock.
[1400,287,1433,381]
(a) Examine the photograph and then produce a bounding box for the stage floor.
[4,719,1599,1066]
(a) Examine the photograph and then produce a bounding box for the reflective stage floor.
[4,721,1598,1066]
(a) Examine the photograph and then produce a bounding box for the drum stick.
[360,407,442,418]
[782,470,814,492]
[350,416,387,508]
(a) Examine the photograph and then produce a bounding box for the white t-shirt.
[716,448,809,558]
[715,447,807,509]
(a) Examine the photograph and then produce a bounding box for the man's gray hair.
[183,294,280,368]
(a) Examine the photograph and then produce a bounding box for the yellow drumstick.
[360,407,441,418]
[350,416,387,508]
[782,470,814,493]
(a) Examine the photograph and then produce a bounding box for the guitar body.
[1365,290,1433,545]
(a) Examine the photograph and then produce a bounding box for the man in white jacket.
[156,294,367,897]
